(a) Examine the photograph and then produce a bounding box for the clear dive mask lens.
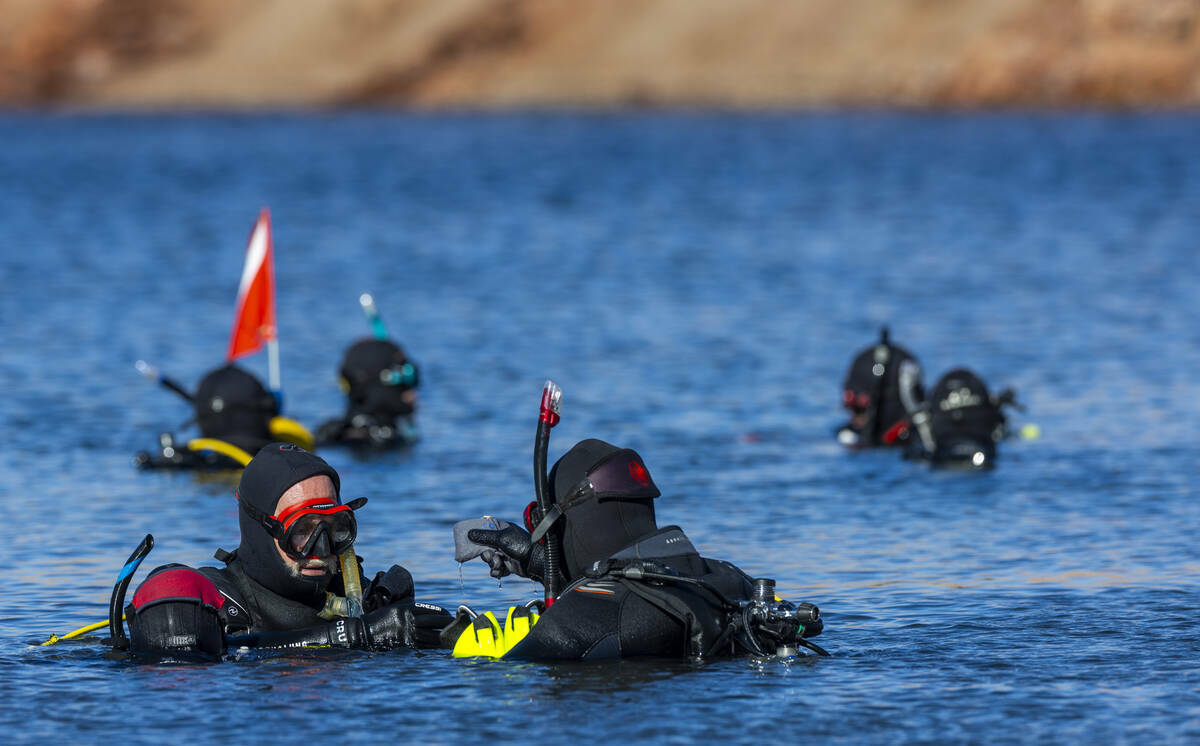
[285,511,357,559]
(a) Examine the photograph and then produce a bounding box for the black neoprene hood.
[233,443,342,602]
[340,338,417,419]
[550,439,662,580]
[194,364,278,452]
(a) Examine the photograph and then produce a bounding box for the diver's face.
[273,475,340,579]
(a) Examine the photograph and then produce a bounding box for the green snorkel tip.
[359,293,389,340]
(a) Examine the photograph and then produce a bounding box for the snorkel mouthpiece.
[339,548,364,618]
[540,380,562,426]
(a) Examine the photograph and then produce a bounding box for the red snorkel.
[533,380,563,606]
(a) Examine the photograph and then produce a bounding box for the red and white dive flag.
[226,208,277,362]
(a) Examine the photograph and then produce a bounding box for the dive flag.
[226,208,277,361]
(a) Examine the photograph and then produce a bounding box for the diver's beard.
[288,558,336,583]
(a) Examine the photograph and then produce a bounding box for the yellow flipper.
[452,611,504,658]
[502,605,538,650]
[270,417,316,451]
[451,606,541,659]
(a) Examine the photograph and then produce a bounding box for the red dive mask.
[239,495,367,559]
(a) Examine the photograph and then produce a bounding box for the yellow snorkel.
[339,547,364,618]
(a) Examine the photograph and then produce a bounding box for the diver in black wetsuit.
[125,443,450,656]
[315,339,419,449]
[836,328,925,448]
[136,364,281,470]
[906,367,1020,469]
[461,439,824,660]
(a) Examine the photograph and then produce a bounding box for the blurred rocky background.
[2,0,1199,108]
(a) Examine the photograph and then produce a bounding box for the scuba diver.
[836,327,925,448]
[906,367,1022,469]
[134,363,314,470]
[314,338,420,449]
[120,443,451,657]
[446,382,825,661]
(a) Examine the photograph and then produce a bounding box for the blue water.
[2,111,1199,742]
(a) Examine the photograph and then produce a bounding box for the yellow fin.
[451,607,542,659]
[452,611,504,658]
[501,605,539,655]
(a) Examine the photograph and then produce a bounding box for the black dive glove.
[361,602,453,649]
[362,565,415,613]
[467,524,547,582]
[227,602,452,651]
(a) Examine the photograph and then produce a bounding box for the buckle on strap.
[528,477,595,543]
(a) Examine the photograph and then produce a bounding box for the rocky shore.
[3,0,1199,109]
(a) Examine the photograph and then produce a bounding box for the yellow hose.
[41,616,123,646]
[187,438,253,467]
[269,417,316,451]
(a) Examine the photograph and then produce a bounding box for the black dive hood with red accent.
[548,439,662,580]
[228,443,342,603]
[842,330,925,446]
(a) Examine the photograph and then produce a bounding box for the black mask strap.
[529,477,596,543]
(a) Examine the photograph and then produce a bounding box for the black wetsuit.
[315,412,417,449]
[126,443,449,655]
[507,527,755,660]
[198,552,412,634]
[127,555,446,655]
[906,368,1010,467]
[837,334,925,448]
[465,439,823,660]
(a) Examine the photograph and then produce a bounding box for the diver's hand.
[363,602,453,650]
[363,565,415,613]
[403,602,454,648]
[467,524,546,581]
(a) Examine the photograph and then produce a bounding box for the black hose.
[160,376,194,403]
[109,534,154,650]
[798,639,831,657]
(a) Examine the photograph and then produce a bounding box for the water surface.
[1,111,1198,742]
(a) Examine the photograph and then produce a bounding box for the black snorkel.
[135,360,194,403]
[534,380,563,606]
[867,326,891,446]
[109,534,154,650]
